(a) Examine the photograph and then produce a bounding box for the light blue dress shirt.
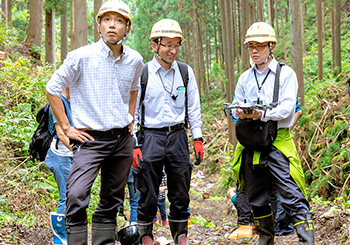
[232,58,298,129]
[135,56,202,139]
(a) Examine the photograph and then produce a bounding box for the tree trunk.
[71,0,88,50]
[183,23,191,65]
[191,0,200,93]
[213,0,218,64]
[216,0,223,69]
[257,0,264,21]
[281,6,288,63]
[267,0,273,26]
[249,1,255,24]
[61,1,68,62]
[300,3,306,56]
[195,4,208,103]
[1,0,7,23]
[25,0,43,63]
[232,0,240,75]
[7,0,11,23]
[289,0,304,106]
[219,0,225,98]
[316,0,323,81]
[45,7,56,68]
[240,0,250,72]
[94,0,102,42]
[334,0,341,73]
[274,1,279,39]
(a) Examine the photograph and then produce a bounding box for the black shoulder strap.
[273,63,284,103]
[177,61,189,128]
[139,63,149,130]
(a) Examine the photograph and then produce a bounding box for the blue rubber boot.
[50,212,67,245]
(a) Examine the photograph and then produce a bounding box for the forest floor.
[2,170,350,245]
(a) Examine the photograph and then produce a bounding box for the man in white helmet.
[132,18,203,245]
[230,22,314,244]
[45,0,143,244]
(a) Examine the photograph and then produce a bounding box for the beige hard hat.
[95,0,132,28]
[244,22,277,44]
[149,19,185,41]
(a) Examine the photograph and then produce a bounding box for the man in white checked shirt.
[45,1,143,244]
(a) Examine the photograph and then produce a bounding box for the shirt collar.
[98,39,127,60]
[252,57,278,75]
[151,55,176,74]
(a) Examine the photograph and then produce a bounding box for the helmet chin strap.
[98,21,130,46]
[257,42,273,66]
[155,38,171,64]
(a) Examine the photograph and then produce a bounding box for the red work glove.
[133,147,143,168]
[194,139,204,165]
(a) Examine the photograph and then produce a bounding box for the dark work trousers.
[236,186,278,223]
[134,128,192,223]
[236,190,253,225]
[65,127,133,225]
[240,146,310,219]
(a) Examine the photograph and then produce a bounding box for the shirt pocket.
[174,86,186,109]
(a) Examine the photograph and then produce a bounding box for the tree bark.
[191,0,200,93]
[289,0,304,105]
[240,0,250,72]
[45,7,56,68]
[275,1,279,39]
[60,1,68,62]
[334,0,341,73]
[267,0,273,26]
[213,0,218,63]
[257,0,264,21]
[7,0,11,23]
[316,0,323,81]
[25,0,43,63]
[94,0,102,42]
[71,0,88,50]
[281,6,287,63]
[1,0,7,23]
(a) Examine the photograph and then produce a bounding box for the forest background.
[1,0,350,244]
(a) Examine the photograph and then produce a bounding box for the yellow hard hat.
[95,0,132,28]
[149,19,185,41]
[244,22,277,44]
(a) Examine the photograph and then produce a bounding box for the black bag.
[236,119,277,150]
[29,103,54,161]
[235,63,284,150]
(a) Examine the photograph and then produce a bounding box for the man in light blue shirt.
[132,19,203,245]
[45,1,143,244]
[231,22,314,244]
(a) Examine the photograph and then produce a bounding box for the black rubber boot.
[168,220,188,245]
[254,213,275,245]
[292,212,315,245]
[137,221,153,244]
[91,215,116,245]
[65,223,88,245]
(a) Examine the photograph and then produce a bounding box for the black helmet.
[118,225,139,245]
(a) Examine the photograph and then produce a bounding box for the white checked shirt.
[135,56,202,139]
[232,58,298,129]
[46,39,143,131]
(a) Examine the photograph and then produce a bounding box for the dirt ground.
[2,171,350,245]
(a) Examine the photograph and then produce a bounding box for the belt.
[85,126,129,137]
[144,123,185,132]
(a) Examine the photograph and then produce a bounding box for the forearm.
[129,90,138,118]
[55,124,72,151]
